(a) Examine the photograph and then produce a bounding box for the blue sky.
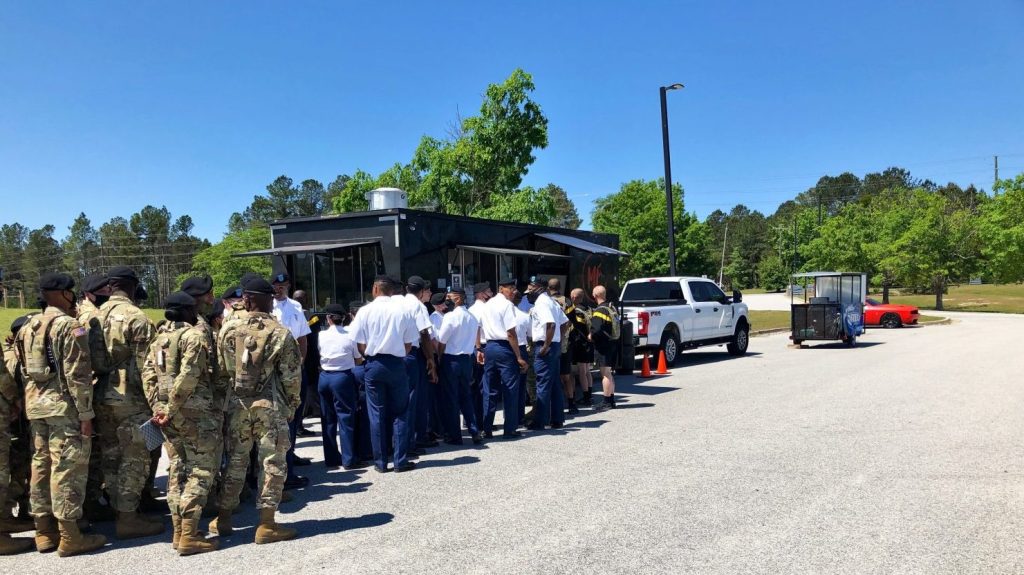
[2,1,1022,241]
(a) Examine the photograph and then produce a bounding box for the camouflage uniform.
[94,293,156,513]
[14,308,94,521]
[0,350,17,519]
[75,299,113,508]
[2,345,30,515]
[217,312,300,511]
[141,321,223,519]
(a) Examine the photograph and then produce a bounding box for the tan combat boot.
[0,532,33,555]
[115,511,164,540]
[254,508,297,545]
[209,508,233,536]
[0,516,35,533]
[177,515,219,556]
[56,519,106,557]
[171,514,181,549]
[34,515,59,553]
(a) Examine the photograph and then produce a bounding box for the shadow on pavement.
[800,341,884,350]
[609,402,654,410]
[414,455,481,469]
[291,511,394,537]
[676,350,763,368]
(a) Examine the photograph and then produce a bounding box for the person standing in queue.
[590,286,620,411]
[3,316,34,537]
[317,303,366,470]
[212,278,300,544]
[95,266,163,540]
[354,276,419,473]
[526,277,568,429]
[468,282,491,429]
[400,276,438,455]
[18,273,106,556]
[479,277,527,439]
[435,287,481,445]
[547,278,578,416]
[269,273,312,491]
[141,292,222,556]
[0,328,32,555]
[511,288,532,425]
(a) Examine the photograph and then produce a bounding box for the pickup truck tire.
[727,321,749,356]
[659,329,680,367]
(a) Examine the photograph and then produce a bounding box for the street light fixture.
[660,83,684,276]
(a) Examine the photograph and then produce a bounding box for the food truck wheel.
[727,321,749,356]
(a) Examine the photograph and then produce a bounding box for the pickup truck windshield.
[621,281,684,302]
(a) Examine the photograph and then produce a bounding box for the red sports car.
[865,298,920,328]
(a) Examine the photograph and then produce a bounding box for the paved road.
[13,313,1024,574]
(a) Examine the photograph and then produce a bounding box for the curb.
[917,317,953,327]
[751,327,790,337]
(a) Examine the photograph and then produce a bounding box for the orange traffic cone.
[655,350,670,374]
[639,352,652,378]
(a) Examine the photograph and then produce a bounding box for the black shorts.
[572,342,594,365]
[559,351,572,375]
[595,343,619,369]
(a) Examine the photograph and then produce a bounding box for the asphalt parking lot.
[10,312,1024,574]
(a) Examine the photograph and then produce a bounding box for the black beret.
[448,286,466,296]
[528,275,546,287]
[39,272,75,291]
[134,284,148,301]
[373,274,392,284]
[406,275,430,290]
[244,278,274,295]
[324,303,347,316]
[271,272,289,284]
[497,276,517,287]
[83,273,109,293]
[221,285,243,300]
[429,292,447,305]
[163,291,196,310]
[107,266,138,281]
[209,300,225,319]
[348,301,365,313]
[10,315,30,334]
[473,282,491,292]
[240,272,264,288]
[180,275,213,297]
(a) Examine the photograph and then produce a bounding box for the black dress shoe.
[298,427,316,437]
[284,475,309,489]
[550,422,564,429]
[471,434,483,445]
[342,460,373,471]
[410,447,427,456]
[444,438,464,446]
[482,431,493,439]
[325,463,341,470]
[416,439,439,448]
[294,456,312,466]
[394,461,416,473]
[374,465,390,473]
[526,424,543,431]
[503,431,523,440]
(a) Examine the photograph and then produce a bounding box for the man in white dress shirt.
[317,303,366,470]
[479,277,528,439]
[468,282,491,430]
[271,272,313,488]
[353,276,419,473]
[526,276,568,429]
[399,276,437,458]
[435,287,482,445]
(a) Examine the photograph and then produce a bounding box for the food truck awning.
[233,240,379,257]
[457,244,570,259]
[535,232,628,256]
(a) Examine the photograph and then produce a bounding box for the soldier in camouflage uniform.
[16,273,106,556]
[2,316,33,535]
[94,266,163,539]
[211,278,300,544]
[141,292,222,555]
[76,273,117,522]
[0,331,33,555]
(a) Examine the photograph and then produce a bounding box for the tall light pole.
[660,83,684,276]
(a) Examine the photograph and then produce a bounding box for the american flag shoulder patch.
[73,327,88,338]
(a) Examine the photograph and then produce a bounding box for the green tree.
[723,246,754,289]
[331,170,376,213]
[757,254,788,292]
[413,69,548,215]
[544,184,581,229]
[472,186,556,225]
[233,175,329,227]
[184,226,272,297]
[591,179,710,280]
[980,174,1024,282]
[23,225,64,289]
[62,213,99,280]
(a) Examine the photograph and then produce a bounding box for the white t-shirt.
[513,305,531,346]
[530,292,565,343]
[480,292,518,342]
[401,293,433,338]
[272,297,312,340]
[353,296,419,357]
[437,306,479,355]
[318,325,361,371]
[469,298,488,322]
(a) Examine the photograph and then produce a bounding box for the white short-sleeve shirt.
[318,325,361,371]
[513,305,530,346]
[480,293,518,342]
[273,297,312,340]
[353,296,419,357]
[437,306,479,355]
[402,293,433,334]
[529,292,564,343]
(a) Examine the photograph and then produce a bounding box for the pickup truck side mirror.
[732,289,742,303]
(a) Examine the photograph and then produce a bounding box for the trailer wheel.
[727,320,749,356]
[659,329,680,367]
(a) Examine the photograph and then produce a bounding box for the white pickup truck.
[620,276,750,367]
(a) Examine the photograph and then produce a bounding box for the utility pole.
[659,83,684,276]
[818,192,823,226]
[994,155,999,193]
[718,221,729,286]
[791,217,798,278]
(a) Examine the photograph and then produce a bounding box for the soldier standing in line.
[95,266,164,539]
[211,278,300,544]
[142,292,222,555]
[0,331,32,555]
[76,273,117,522]
[17,273,106,556]
[2,316,34,536]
